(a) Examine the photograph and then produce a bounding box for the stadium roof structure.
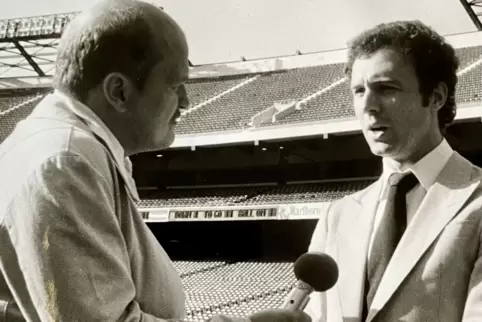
[461,0,482,29]
[0,5,169,81]
[0,12,74,79]
[0,0,481,81]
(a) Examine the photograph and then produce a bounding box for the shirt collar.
[54,90,140,202]
[381,139,453,193]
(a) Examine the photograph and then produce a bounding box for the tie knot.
[388,171,418,189]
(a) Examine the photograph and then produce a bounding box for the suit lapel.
[368,153,480,321]
[336,180,382,321]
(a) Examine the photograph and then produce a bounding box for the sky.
[0,0,479,65]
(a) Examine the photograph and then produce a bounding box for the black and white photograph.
[0,0,482,321]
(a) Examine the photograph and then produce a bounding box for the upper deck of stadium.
[1,35,482,145]
[0,3,481,148]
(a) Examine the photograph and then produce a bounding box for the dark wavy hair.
[344,20,459,132]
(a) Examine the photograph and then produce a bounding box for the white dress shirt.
[368,139,454,258]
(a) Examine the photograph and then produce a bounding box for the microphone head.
[293,252,338,292]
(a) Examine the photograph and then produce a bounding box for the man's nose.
[177,84,190,112]
[360,89,380,113]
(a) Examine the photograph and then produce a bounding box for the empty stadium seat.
[138,186,273,208]
[174,260,295,321]
[0,89,49,142]
[0,45,481,140]
[456,45,482,69]
[136,180,374,208]
[185,75,249,108]
[176,64,344,134]
[456,62,482,104]
[268,46,482,126]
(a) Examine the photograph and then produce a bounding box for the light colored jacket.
[0,92,247,322]
[305,152,482,322]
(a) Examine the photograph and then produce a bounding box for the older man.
[305,21,482,322]
[0,1,310,321]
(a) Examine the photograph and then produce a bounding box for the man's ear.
[428,81,448,111]
[102,72,136,113]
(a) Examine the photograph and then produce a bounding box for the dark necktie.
[364,172,419,318]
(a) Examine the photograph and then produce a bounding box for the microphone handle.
[282,280,314,310]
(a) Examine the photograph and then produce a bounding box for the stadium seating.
[0,89,48,142]
[0,46,481,138]
[456,62,482,104]
[139,185,273,208]
[185,75,250,108]
[456,45,482,69]
[176,64,344,134]
[137,180,374,208]
[174,260,229,277]
[179,45,482,132]
[0,88,47,112]
[245,180,372,204]
[173,260,294,321]
[269,45,482,126]
[270,77,353,126]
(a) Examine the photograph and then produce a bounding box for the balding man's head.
[53,0,187,102]
[53,0,190,155]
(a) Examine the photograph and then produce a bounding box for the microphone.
[282,252,339,310]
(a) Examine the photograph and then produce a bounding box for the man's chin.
[369,141,395,158]
[158,129,176,149]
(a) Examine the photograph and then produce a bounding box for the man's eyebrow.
[356,78,403,89]
[372,78,402,85]
[350,78,402,90]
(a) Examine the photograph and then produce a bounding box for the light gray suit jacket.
[0,93,248,322]
[305,152,482,322]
